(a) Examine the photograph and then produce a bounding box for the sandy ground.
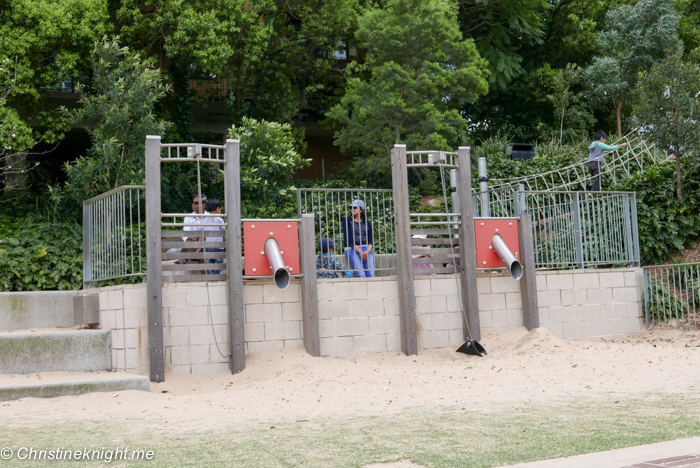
[1,326,699,433]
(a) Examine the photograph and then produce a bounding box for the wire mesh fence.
[297,188,396,276]
[83,186,146,287]
[473,190,639,269]
[643,263,700,330]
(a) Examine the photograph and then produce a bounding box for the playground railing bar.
[83,185,146,288]
[298,188,397,275]
[643,262,700,330]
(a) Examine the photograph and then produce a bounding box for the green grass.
[2,394,700,467]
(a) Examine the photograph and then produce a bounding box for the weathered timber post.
[224,139,245,373]
[391,144,418,355]
[145,135,164,382]
[299,214,320,356]
[518,213,539,330]
[455,147,481,341]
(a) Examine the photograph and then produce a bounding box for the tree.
[0,0,110,196]
[227,118,310,218]
[635,53,700,199]
[0,57,35,195]
[584,0,681,137]
[55,37,170,202]
[545,64,595,143]
[328,0,489,185]
[119,0,359,129]
[456,0,549,90]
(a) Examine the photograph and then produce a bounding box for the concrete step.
[0,371,149,402]
[0,330,111,374]
[0,291,77,331]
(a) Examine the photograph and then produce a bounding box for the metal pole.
[450,169,459,238]
[83,201,92,289]
[478,157,490,217]
[145,135,164,383]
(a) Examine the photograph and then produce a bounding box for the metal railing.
[643,263,700,330]
[474,190,640,269]
[297,188,396,276]
[83,186,146,287]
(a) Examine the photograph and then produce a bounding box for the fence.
[643,263,700,330]
[473,190,639,270]
[297,188,396,275]
[83,186,147,288]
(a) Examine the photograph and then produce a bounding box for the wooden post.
[455,147,481,341]
[518,213,539,330]
[225,140,245,374]
[145,135,164,383]
[391,144,417,355]
[299,214,320,356]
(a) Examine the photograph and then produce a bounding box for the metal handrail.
[83,185,145,205]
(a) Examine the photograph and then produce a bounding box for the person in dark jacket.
[341,199,375,277]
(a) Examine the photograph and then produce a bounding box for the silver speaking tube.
[491,233,523,280]
[264,237,291,290]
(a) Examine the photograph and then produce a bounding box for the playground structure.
[73,138,649,383]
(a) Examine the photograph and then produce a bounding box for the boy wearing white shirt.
[204,199,225,274]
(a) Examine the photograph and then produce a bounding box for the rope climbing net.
[482,132,662,194]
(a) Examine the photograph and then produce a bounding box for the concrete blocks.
[336,317,369,336]
[246,303,282,323]
[265,321,301,341]
[320,336,354,356]
[353,335,386,353]
[0,331,111,374]
[369,316,400,334]
[368,281,398,299]
[0,291,77,331]
[573,272,600,289]
[599,272,625,288]
[0,373,149,402]
[334,282,367,300]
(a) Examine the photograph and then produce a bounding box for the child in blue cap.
[316,238,350,278]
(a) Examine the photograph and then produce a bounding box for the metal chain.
[196,156,229,359]
[439,165,474,340]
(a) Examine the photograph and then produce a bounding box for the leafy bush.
[0,216,83,291]
[615,159,700,265]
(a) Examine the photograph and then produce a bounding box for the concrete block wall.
[537,269,643,339]
[89,280,304,375]
[84,267,644,374]
[317,277,402,356]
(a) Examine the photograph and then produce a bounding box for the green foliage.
[0,215,82,291]
[635,53,700,199]
[615,160,700,265]
[55,37,170,205]
[545,64,595,143]
[227,118,310,218]
[584,0,681,136]
[330,0,489,187]
[456,0,549,90]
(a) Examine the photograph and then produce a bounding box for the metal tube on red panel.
[264,237,291,290]
[492,233,523,280]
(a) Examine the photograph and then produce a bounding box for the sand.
[1,326,699,432]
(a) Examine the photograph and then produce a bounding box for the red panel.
[474,219,520,268]
[243,221,300,276]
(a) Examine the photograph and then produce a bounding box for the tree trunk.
[676,147,682,200]
[560,106,565,143]
[616,100,623,138]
